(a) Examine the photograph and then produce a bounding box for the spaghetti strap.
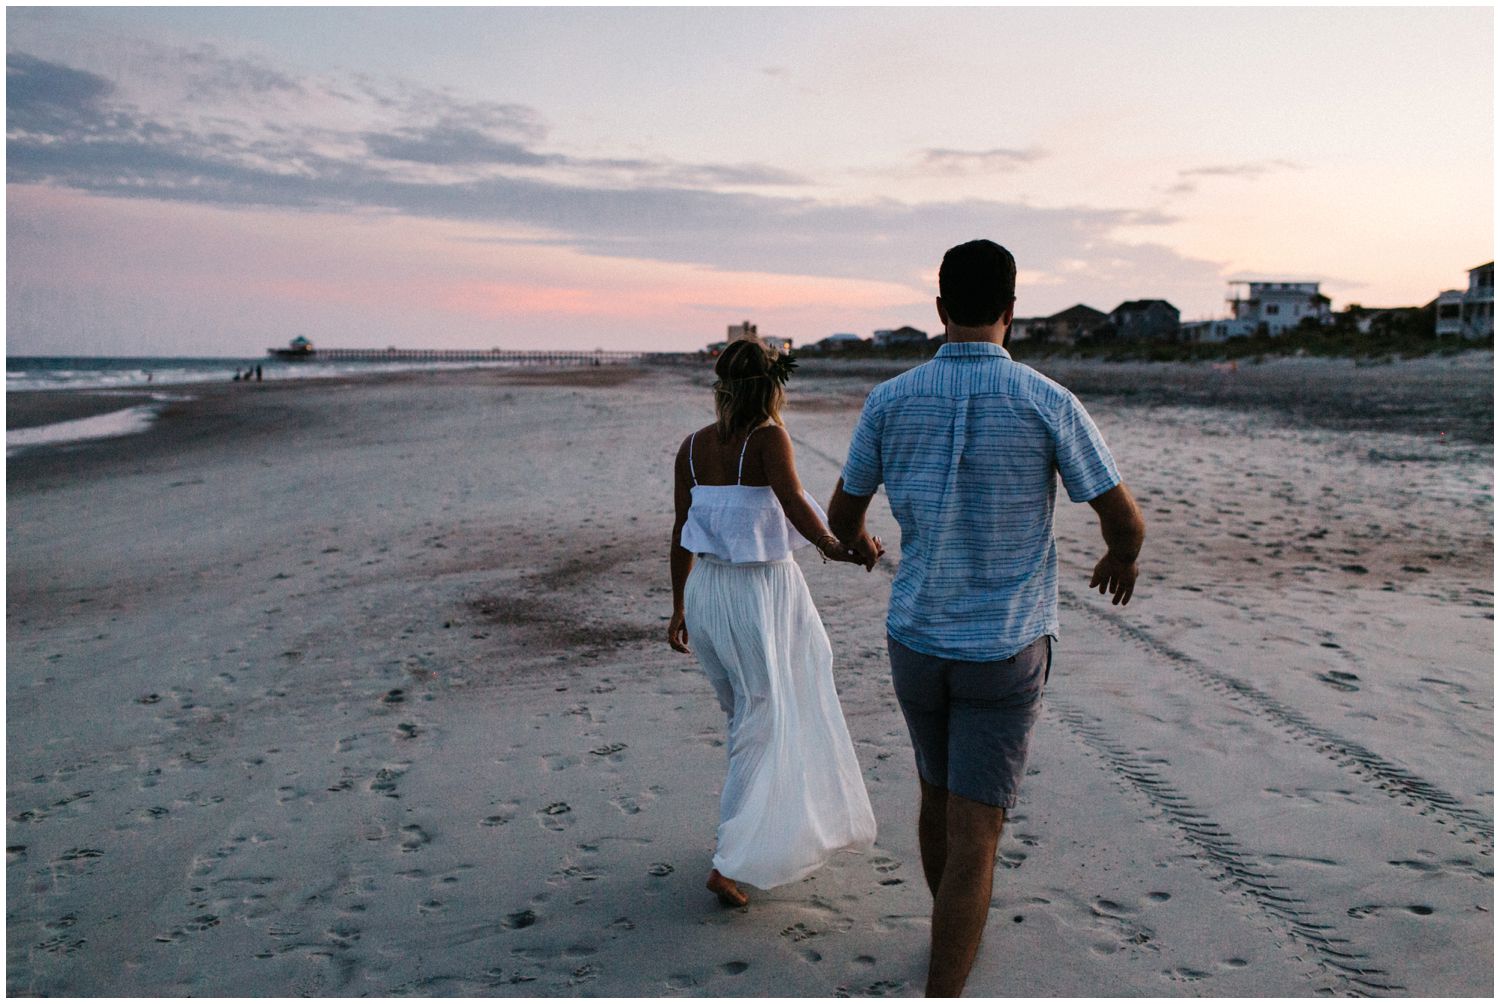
[736,428,757,485]
[688,432,699,486]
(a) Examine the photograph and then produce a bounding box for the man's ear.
[1001,300,1016,328]
[935,297,949,326]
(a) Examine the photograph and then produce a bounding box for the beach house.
[727,320,759,342]
[1183,280,1331,342]
[1032,304,1108,345]
[813,332,866,352]
[1435,262,1494,339]
[872,326,929,348]
[1105,299,1181,341]
[1227,281,1332,335]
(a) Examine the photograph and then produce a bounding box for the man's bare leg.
[917,777,949,897]
[926,792,1006,997]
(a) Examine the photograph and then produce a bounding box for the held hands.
[1089,552,1138,606]
[667,608,691,654]
[818,532,885,572]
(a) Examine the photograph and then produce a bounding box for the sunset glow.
[6,6,1493,355]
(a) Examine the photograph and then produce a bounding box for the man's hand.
[667,609,691,653]
[844,532,885,572]
[1087,483,1144,606]
[1089,552,1137,605]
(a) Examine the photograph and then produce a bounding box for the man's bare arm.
[1086,482,1145,605]
[828,478,882,567]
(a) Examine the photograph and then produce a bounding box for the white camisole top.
[679,428,828,563]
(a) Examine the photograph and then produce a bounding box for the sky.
[5,6,1494,356]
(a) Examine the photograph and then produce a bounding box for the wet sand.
[6,355,1492,995]
[7,391,162,431]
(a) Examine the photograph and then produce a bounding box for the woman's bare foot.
[707,869,749,907]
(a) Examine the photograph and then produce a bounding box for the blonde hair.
[713,339,785,442]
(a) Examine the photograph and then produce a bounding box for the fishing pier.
[268,342,643,366]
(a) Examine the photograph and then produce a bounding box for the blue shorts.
[888,634,1051,809]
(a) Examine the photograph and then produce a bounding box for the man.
[828,239,1145,997]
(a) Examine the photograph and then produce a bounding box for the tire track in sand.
[1050,697,1400,996]
[1060,591,1493,844]
[791,427,1476,994]
[796,429,1490,844]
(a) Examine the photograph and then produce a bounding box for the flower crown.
[767,351,798,386]
[717,350,798,389]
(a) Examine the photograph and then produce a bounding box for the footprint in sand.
[996,848,1027,869]
[369,764,409,798]
[501,909,536,930]
[537,802,573,831]
[780,922,818,943]
[399,824,431,853]
[482,801,521,828]
[1316,670,1360,692]
[719,961,749,975]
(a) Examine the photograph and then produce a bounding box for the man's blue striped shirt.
[841,341,1121,661]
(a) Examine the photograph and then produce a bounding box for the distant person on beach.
[668,338,883,908]
[827,239,1146,996]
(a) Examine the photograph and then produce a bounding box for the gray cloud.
[7,52,114,134]
[6,50,1220,295]
[921,147,1047,174]
[1179,159,1303,180]
[364,124,559,166]
[175,44,304,102]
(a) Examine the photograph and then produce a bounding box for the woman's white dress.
[680,432,876,890]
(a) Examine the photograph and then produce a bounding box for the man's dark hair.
[938,240,1017,327]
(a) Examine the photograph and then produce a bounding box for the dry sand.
[6,356,1493,996]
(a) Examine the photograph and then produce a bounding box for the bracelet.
[814,534,840,562]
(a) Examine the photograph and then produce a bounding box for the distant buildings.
[1106,300,1180,341]
[814,332,866,351]
[1011,304,1108,346]
[1435,262,1493,339]
[1228,281,1332,335]
[727,320,759,342]
[707,320,791,355]
[724,261,1492,358]
[873,326,928,348]
[1182,280,1331,342]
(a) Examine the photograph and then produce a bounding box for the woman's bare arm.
[668,436,695,652]
[760,426,879,569]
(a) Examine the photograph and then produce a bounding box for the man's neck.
[944,324,1008,346]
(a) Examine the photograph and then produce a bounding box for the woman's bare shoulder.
[754,422,794,451]
[677,424,718,457]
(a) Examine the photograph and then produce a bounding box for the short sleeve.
[840,393,885,497]
[1052,392,1121,503]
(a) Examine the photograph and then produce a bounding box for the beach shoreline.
[6,359,1492,996]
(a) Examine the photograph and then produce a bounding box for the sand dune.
[6,358,1491,995]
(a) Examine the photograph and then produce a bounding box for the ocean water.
[5,355,531,455]
[6,355,528,393]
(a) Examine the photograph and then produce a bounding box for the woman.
[667,338,881,908]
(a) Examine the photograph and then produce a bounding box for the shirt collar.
[935,340,1011,361]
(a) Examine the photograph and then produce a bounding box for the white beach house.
[1435,262,1494,339]
[1182,280,1332,342]
[1228,281,1332,335]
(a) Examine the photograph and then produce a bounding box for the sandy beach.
[6,355,1493,996]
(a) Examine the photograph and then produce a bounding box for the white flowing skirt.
[685,554,877,889]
